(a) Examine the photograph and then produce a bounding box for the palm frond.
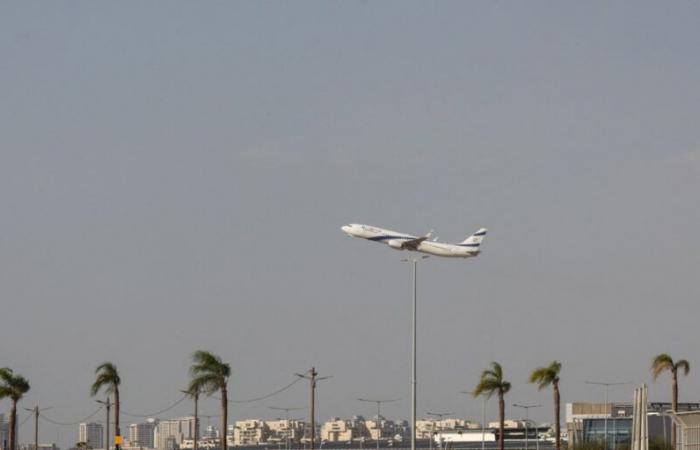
[501,381,512,394]
[0,369,31,401]
[189,351,230,397]
[529,361,561,390]
[651,354,675,381]
[676,360,690,376]
[91,362,120,397]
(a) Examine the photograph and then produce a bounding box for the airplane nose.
[341,225,351,234]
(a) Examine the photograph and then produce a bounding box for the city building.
[156,418,197,450]
[79,423,104,450]
[266,420,305,445]
[203,426,219,440]
[1,414,9,450]
[128,419,157,448]
[233,420,269,446]
[566,402,695,449]
[321,417,368,442]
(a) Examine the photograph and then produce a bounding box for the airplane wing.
[402,231,432,250]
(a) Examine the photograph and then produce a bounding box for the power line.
[122,394,188,417]
[214,376,303,404]
[39,407,103,426]
[19,412,34,428]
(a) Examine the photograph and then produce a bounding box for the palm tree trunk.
[221,386,228,450]
[115,387,121,450]
[9,399,17,450]
[499,392,505,450]
[672,371,678,448]
[554,381,561,450]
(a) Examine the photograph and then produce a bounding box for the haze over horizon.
[2,2,700,448]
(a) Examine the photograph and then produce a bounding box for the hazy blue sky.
[2,1,700,447]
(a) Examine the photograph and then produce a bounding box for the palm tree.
[529,361,562,450]
[473,362,511,450]
[90,362,122,450]
[0,368,31,450]
[651,354,690,447]
[189,351,230,450]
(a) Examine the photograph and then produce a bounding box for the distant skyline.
[2,2,700,449]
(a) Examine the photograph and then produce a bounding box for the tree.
[529,361,562,450]
[651,354,690,448]
[0,368,31,450]
[473,362,511,450]
[90,362,122,450]
[189,351,230,450]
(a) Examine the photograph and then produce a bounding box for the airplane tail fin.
[460,228,488,249]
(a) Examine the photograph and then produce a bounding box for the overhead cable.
[40,407,103,426]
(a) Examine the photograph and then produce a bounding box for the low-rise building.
[321,418,361,442]
[233,420,269,446]
[266,420,305,444]
[566,402,695,449]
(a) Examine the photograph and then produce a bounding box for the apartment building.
[78,423,104,449]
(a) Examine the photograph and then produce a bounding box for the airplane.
[341,223,488,258]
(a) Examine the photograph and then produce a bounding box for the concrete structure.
[79,423,104,450]
[128,420,156,448]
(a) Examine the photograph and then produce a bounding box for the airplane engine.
[387,239,405,249]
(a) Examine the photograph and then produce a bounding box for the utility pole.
[96,399,112,450]
[295,368,330,450]
[24,404,52,450]
[269,407,305,450]
[426,412,453,450]
[585,381,628,450]
[181,389,200,450]
[512,404,541,450]
[357,398,400,450]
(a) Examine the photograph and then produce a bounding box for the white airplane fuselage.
[341,224,486,258]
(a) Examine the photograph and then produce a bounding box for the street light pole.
[460,391,486,450]
[270,407,305,450]
[426,412,453,450]
[402,256,429,450]
[96,399,112,450]
[513,404,541,450]
[584,381,628,449]
[357,398,399,450]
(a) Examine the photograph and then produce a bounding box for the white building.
[79,422,104,449]
[233,420,269,446]
[156,418,197,450]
